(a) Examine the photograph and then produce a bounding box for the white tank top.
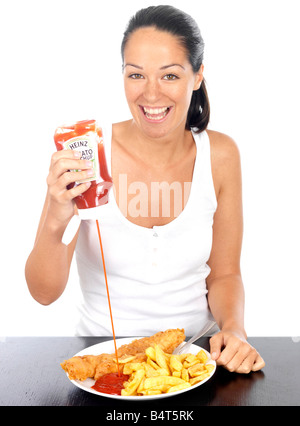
[75,126,218,336]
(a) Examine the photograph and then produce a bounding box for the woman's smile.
[139,105,173,122]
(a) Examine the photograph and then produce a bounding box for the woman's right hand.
[46,149,93,228]
[25,149,93,304]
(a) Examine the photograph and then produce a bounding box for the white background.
[1,0,299,337]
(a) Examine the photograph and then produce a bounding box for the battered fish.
[61,328,185,381]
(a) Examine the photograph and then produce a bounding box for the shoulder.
[206,129,242,196]
[112,120,132,138]
[206,129,240,163]
[112,120,133,150]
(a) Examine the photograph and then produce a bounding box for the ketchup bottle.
[54,119,113,244]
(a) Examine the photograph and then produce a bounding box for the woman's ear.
[193,64,204,91]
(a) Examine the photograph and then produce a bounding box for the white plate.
[67,337,216,400]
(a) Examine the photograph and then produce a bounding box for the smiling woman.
[25,5,265,375]
[122,29,201,140]
[124,28,199,137]
[120,5,210,134]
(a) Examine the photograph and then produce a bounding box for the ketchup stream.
[96,219,121,376]
[54,120,121,383]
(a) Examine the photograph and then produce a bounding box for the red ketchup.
[54,119,113,209]
[91,373,129,395]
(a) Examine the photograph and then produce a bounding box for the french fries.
[120,344,214,396]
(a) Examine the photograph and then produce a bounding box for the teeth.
[143,106,169,115]
[146,112,167,120]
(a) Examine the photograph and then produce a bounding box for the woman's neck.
[125,119,193,170]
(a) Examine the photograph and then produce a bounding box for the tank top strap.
[191,129,208,174]
[190,129,217,211]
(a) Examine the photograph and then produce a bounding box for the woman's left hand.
[209,330,265,373]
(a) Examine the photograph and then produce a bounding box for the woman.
[25,5,265,373]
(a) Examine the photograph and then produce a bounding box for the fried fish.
[61,328,185,381]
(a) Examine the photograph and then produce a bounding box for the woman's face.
[123,27,203,140]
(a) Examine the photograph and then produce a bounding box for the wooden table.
[1,337,299,408]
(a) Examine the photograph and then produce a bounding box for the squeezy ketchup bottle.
[54,119,113,244]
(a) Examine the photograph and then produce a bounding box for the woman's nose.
[143,79,161,102]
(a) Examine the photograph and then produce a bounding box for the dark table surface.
[0,336,299,407]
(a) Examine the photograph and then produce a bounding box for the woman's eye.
[163,74,178,81]
[129,73,144,79]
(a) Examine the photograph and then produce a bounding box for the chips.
[120,345,214,396]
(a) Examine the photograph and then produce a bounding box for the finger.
[251,354,265,372]
[65,181,92,200]
[51,148,91,172]
[216,340,239,368]
[58,169,94,189]
[50,149,81,166]
[48,166,93,191]
[209,333,224,361]
[232,347,258,374]
[51,158,93,181]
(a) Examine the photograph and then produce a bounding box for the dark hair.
[121,5,210,133]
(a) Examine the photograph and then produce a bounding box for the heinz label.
[63,132,100,183]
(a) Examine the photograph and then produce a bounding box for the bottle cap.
[61,206,106,245]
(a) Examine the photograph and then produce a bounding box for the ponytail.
[186,79,210,133]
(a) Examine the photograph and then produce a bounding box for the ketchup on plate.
[54,119,113,209]
[92,373,129,395]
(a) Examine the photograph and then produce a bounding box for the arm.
[25,150,93,305]
[206,131,265,373]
